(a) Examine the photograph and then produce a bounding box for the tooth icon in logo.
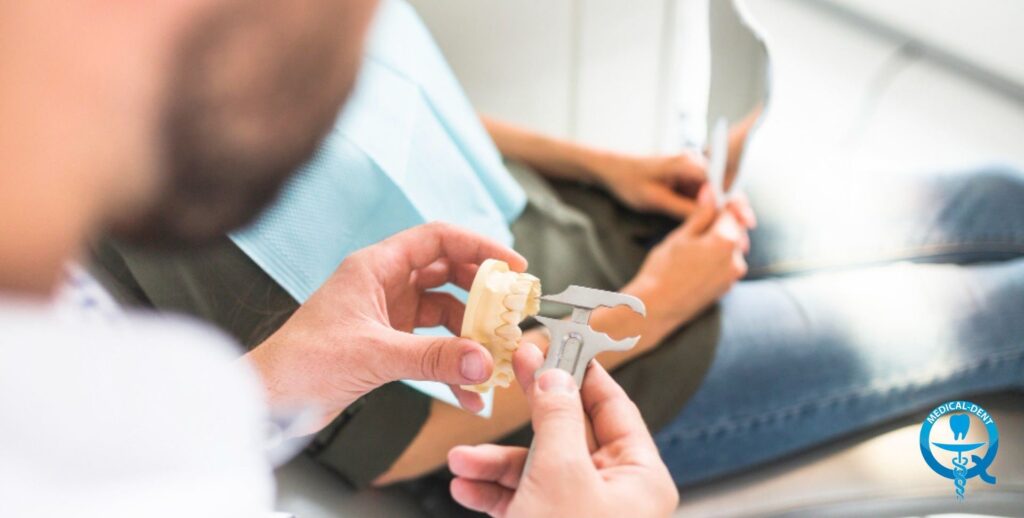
[950,413,970,441]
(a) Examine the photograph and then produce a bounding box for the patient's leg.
[745,163,1024,276]
[655,256,1024,485]
[650,164,1024,485]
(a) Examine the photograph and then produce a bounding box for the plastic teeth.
[459,259,542,395]
[493,370,513,387]
[503,293,528,312]
[495,324,523,341]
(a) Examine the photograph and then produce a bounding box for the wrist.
[621,277,695,342]
[245,333,319,411]
[243,342,290,408]
[578,146,619,185]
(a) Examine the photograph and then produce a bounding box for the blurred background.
[409,0,1024,175]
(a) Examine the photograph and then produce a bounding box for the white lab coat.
[0,297,275,517]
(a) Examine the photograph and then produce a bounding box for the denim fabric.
[654,164,1024,485]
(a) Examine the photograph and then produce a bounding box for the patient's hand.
[590,150,707,219]
[448,344,678,518]
[245,222,527,433]
[623,185,753,342]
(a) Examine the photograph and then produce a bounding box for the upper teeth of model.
[503,293,528,312]
[495,324,522,341]
[459,259,541,394]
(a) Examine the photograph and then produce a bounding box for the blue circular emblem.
[919,400,998,499]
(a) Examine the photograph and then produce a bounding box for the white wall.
[829,0,1024,84]
[408,0,680,154]
[407,0,1024,170]
[407,0,577,141]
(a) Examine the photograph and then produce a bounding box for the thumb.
[680,184,717,237]
[529,369,590,465]
[380,332,494,386]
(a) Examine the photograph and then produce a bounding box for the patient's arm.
[482,116,708,219]
[482,116,607,184]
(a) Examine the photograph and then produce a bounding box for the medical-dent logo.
[919,400,998,500]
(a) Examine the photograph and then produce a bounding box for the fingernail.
[698,185,712,205]
[460,350,488,382]
[465,397,484,414]
[537,369,576,394]
[520,341,540,356]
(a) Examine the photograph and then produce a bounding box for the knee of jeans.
[948,163,1024,219]
[969,162,1024,196]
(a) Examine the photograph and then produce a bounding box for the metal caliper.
[523,285,645,474]
[534,285,646,386]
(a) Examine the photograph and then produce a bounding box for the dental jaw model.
[460,259,541,393]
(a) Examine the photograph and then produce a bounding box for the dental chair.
[275,1,1024,515]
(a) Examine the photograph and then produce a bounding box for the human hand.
[245,222,527,433]
[624,185,752,339]
[589,150,707,219]
[448,343,678,518]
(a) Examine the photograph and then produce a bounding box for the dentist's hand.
[246,223,527,432]
[448,343,678,518]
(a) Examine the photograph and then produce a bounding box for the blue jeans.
[653,164,1024,486]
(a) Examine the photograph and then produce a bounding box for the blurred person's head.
[0,0,378,292]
